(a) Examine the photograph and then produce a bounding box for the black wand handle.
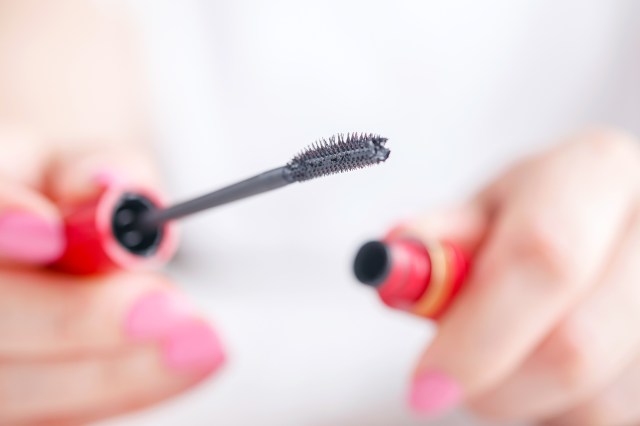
[143,167,291,226]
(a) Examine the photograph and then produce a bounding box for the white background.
[99,1,640,425]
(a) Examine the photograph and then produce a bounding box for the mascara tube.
[354,235,469,319]
[52,184,177,275]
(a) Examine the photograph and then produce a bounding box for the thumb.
[0,129,65,265]
[0,176,65,265]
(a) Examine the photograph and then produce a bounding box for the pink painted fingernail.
[125,291,193,340]
[0,212,65,264]
[163,320,225,374]
[409,371,462,417]
[386,219,413,240]
[93,169,128,188]
[125,291,226,374]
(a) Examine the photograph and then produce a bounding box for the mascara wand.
[51,133,390,275]
[141,133,390,226]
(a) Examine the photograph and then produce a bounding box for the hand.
[399,128,640,425]
[0,128,225,425]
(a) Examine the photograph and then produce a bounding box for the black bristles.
[285,133,390,182]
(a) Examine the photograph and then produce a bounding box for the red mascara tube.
[51,185,178,275]
[353,235,469,319]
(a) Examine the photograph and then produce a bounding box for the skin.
[0,2,221,425]
[1,1,639,426]
[403,129,640,425]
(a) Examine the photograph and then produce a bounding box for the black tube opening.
[353,240,391,287]
[112,193,163,257]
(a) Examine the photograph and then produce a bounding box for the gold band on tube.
[411,241,453,318]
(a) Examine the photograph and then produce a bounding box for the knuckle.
[507,212,578,285]
[543,319,599,392]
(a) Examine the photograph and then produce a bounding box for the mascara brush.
[143,132,390,226]
[51,133,390,275]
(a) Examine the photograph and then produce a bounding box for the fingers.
[0,269,210,358]
[44,143,161,203]
[542,355,640,426]
[470,207,640,421]
[0,132,160,267]
[0,338,223,425]
[0,269,226,424]
[407,130,640,417]
[0,128,65,266]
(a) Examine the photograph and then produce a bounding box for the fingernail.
[409,371,462,417]
[125,291,193,341]
[164,320,226,374]
[386,219,413,240]
[0,212,65,264]
[93,169,128,188]
[125,291,226,374]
